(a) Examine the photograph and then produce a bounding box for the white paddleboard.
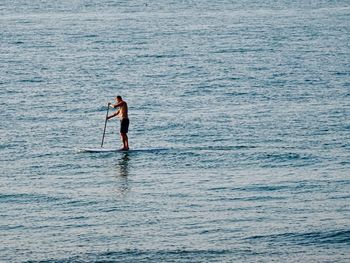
[77,147,168,153]
[78,148,128,153]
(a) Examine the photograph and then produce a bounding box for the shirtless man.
[107,96,129,150]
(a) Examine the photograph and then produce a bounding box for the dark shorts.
[120,118,129,134]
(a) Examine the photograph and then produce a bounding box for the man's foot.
[120,147,129,151]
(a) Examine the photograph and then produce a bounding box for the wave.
[0,193,62,204]
[25,248,239,263]
[248,229,350,246]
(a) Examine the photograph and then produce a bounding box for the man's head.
[116,95,122,102]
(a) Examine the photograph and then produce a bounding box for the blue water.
[1,0,350,262]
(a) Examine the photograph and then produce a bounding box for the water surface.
[1,0,349,262]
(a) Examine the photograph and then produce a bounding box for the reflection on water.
[115,152,130,195]
[118,152,130,177]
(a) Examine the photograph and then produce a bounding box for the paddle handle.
[101,103,110,148]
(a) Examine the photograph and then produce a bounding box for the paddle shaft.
[101,103,110,147]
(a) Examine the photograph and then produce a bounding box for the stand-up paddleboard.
[78,148,128,153]
[77,147,169,153]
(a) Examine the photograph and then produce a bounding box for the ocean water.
[1,0,349,262]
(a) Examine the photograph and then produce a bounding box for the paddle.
[101,102,110,147]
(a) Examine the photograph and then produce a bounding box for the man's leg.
[120,133,124,149]
[121,133,129,150]
[124,134,129,149]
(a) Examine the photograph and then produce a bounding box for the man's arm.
[107,110,120,120]
[110,101,125,108]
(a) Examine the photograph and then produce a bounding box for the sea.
[1,0,349,262]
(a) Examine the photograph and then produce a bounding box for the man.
[107,96,129,150]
